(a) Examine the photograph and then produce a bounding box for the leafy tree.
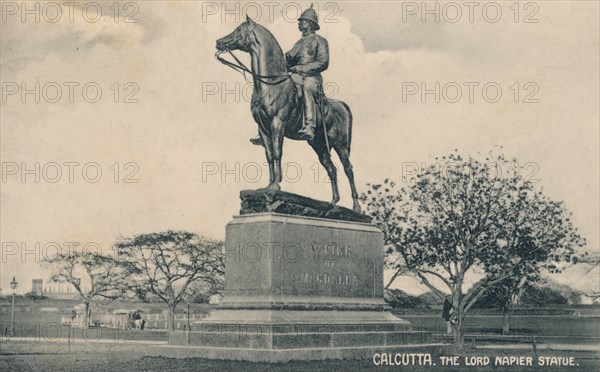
[520,283,568,307]
[361,151,585,350]
[472,277,528,334]
[471,264,575,335]
[186,280,222,304]
[115,231,224,331]
[45,252,131,328]
[417,291,444,307]
[384,289,429,309]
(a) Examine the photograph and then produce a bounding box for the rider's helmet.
[298,5,320,30]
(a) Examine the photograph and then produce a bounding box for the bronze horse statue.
[216,16,361,212]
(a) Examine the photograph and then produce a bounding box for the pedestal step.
[148,343,450,362]
[170,328,432,349]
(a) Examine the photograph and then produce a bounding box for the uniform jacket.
[285,33,329,77]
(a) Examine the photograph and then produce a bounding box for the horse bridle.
[215,26,291,86]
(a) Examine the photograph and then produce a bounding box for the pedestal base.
[169,211,433,361]
[169,320,434,360]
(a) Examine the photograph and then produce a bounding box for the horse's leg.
[267,116,284,190]
[258,128,275,187]
[311,142,339,205]
[334,146,361,212]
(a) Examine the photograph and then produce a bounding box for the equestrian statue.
[215,5,361,212]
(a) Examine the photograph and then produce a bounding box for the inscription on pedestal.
[299,273,359,286]
[299,242,357,287]
[224,213,384,303]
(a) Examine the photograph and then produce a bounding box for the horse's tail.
[339,100,353,156]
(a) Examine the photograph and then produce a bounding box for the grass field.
[402,315,600,343]
[1,300,599,371]
[2,313,598,345]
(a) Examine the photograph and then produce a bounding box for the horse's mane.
[252,23,287,73]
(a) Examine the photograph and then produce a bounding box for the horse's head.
[216,15,256,53]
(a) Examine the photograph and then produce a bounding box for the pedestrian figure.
[442,298,453,334]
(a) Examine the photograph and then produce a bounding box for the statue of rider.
[287,4,329,140]
[251,5,328,144]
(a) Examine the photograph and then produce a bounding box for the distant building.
[43,282,85,300]
[31,279,43,296]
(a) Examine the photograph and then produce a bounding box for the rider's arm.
[295,37,329,75]
[285,43,301,67]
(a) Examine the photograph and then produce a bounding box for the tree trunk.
[81,301,90,329]
[452,317,464,351]
[167,305,176,332]
[502,308,511,335]
[451,291,464,351]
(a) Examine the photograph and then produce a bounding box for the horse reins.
[215,50,291,85]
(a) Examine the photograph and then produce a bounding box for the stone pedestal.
[169,191,433,361]
[221,212,387,310]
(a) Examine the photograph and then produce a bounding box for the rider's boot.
[301,92,317,141]
[299,121,315,140]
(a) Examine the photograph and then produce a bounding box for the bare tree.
[115,231,224,331]
[46,252,131,328]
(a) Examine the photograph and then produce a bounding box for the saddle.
[250,83,328,146]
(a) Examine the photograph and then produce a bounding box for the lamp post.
[187,303,190,331]
[10,276,18,337]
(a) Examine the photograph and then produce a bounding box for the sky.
[1,1,598,296]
